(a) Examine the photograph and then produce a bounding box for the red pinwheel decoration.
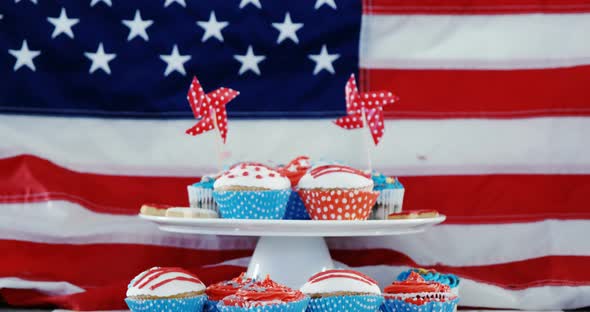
[334,74,399,145]
[185,76,240,143]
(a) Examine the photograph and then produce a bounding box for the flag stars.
[8,40,41,72]
[234,45,266,75]
[239,0,262,9]
[47,8,79,39]
[84,43,116,74]
[164,0,186,7]
[90,0,112,7]
[122,10,154,41]
[197,11,229,42]
[315,0,337,10]
[272,13,303,44]
[160,45,191,76]
[308,44,340,75]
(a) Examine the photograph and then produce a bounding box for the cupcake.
[277,156,312,220]
[397,269,460,298]
[166,207,219,219]
[217,275,310,312]
[301,269,383,312]
[213,163,291,219]
[140,203,172,217]
[205,273,253,312]
[125,267,207,312]
[381,272,458,312]
[297,165,379,220]
[188,174,218,212]
[370,172,405,219]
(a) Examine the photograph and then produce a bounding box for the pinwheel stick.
[209,107,224,172]
[361,108,373,171]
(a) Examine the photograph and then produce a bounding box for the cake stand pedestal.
[139,216,446,288]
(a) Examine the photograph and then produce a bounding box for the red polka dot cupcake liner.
[298,189,379,220]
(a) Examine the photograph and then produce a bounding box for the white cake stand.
[140,215,445,288]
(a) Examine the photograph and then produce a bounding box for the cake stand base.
[246,236,334,288]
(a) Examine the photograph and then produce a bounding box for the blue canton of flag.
[0,0,361,118]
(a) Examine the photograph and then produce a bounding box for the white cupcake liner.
[372,188,404,219]
[187,185,218,213]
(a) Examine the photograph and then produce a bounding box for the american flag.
[1,0,590,310]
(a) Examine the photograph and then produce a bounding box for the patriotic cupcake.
[381,272,458,312]
[188,174,218,212]
[277,156,312,220]
[125,267,207,312]
[298,165,379,220]
[217,275,310,312]
[205,273,253,312]
[370,171,405,219]
[213,163,291,219]
[397,269,460,298]
[301,269,383,312]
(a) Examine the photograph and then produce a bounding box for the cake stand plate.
[140,216,446,288]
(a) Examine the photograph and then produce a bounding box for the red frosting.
[310,165,370,179]
[277,156,311,186]
[206,273,252,301]
[221,275,305,307]
[384,272,451,294]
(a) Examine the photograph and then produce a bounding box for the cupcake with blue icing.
[382,272,458,312]
[213,163,291,219]
[125,267,207,312]
[370,171,405,219]
[188,174,218,212]
[397,268,460,297]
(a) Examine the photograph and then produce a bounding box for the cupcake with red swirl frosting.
[125,267,207,312]
[213,162,291,219]
[277,156,312,220]
[301,269,383,312]
[381,271,459,312]
[217,275,310,312]
[205,273,253,312]
[297,165,379,220]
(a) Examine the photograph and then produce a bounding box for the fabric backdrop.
[1,0,590,310]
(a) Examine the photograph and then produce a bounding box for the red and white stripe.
[2,0,590,310]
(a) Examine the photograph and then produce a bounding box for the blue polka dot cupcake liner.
[283,191,311,220]
[205,300,220,312]
[380,297,459,312]
[217,297,310,312]
[213,189,291,219]
[125,294,206,312]
[306,294,384,312]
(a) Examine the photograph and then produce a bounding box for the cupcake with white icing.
[213,162,291,219]
[125,267,207,312]
[301,269,383,312]
[297,165,379,220]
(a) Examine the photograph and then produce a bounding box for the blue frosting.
[370,171,404,191]
[192,175,216,189]
[397,269,460,288]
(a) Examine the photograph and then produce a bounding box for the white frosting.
[300,271,381,295]
[165,207,218,218]
[214,164,290,190]
[126,267,205,297]
[298,166,373,189]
